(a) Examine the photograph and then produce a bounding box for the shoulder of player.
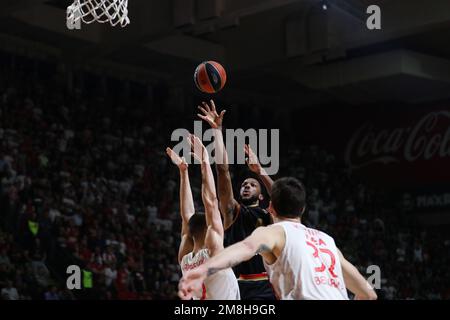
[316,229,336,244]
[181,250,192,260]
[241,204,271,217]
[224,202,242,230]
[179,252,189,266]
[253,225,285,251]
[254,224,284,237]
[316,228,332,238]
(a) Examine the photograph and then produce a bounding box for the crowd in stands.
[0,52,449,300]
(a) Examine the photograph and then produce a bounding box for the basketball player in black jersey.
[198,100,276,300]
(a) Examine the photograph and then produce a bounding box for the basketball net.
[67,0,130,28]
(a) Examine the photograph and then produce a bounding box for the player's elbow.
[203,195,218,209]
[241,239,258,257]
[357,289,378,300]
[367,290,378,300]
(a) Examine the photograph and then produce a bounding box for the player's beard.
[240,194,259,206]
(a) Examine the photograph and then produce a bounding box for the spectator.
[1,281,19,300]
[104,262,117,289]
[44,286,60,300]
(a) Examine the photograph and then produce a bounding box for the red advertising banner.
[297,104,450,189]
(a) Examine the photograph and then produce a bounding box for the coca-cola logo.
[345,111,450,170]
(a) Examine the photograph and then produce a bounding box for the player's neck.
[192,238,205,255]
[274,217,301,224]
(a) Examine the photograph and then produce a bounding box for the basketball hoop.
[67,0,130,28]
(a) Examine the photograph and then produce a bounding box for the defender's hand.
[187,134,209,164]
[166,147,188,171]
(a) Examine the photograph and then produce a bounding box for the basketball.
[194,61,227,94]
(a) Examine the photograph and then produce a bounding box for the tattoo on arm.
[207,268,220,277]
[206,244,271,277]
[207,260,240,277]
[256,244,271,255]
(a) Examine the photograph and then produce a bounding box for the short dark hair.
[242,177,262,191]
[188,213,207,239]
[271,177,306,218]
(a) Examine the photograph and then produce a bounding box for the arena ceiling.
[1,0,450,106]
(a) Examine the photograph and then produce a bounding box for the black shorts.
[238,280,276,300]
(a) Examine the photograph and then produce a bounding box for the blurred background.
[0,0,449,300]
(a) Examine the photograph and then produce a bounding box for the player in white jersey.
[178,177,377,300]
[167,134,239,300]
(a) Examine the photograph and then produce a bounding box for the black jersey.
[224,204,272,276]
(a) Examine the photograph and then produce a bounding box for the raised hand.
[197,100,226,129]
[166,147,188,171]
[188,134,209,164]
[244,144,263,175]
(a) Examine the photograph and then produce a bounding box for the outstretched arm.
[337,249,378,300]
[178,226,281,300]
[166,147,194,263]
[244,144,274,194]
[198,100,238,229]
[188,134,223,257]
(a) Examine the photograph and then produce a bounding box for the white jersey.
[264,221,349,300]
[181,248,240,300]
